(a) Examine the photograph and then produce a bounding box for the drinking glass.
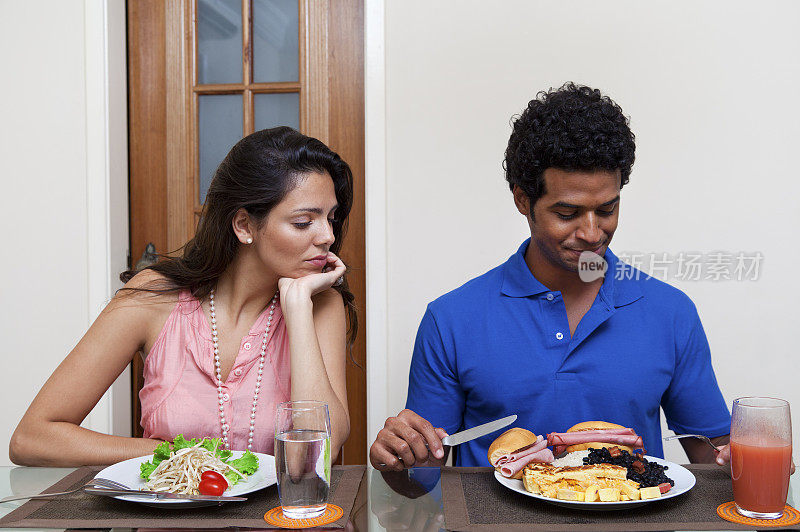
[274,400,332,519]
[730,396,792,519]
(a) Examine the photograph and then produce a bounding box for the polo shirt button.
[546,293,554,301]
[244,342,252,350]
[234,368,243,377]
[556,332,564,340]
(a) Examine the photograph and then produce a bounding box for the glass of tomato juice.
[730,397,792,519]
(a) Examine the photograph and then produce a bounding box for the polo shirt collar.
[500,239,643,308]
[600,249,643,308]
[500,239,551,297]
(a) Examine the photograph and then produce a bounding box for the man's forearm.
[681,434,730,463]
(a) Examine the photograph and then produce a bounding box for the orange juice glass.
[730,397,792,519]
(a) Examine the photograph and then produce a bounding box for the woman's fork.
[0,477,132,503]
[89,477,132,490]
[663,433,721,452]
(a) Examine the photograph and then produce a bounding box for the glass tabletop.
[367,466,799,531]
[0,465,796,531]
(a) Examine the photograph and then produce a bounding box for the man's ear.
[512,185,531,216]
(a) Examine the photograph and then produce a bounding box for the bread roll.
[564,421,634,453]
[487,427,538,480]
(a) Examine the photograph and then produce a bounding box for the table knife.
[83,486,247,501]
[379,414,517,466]
[441,414,517,446]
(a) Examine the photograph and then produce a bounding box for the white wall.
[0,0,129,466]
[367,0,800,464]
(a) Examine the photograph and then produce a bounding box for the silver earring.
[245,237,253,244]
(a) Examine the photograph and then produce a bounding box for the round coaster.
[264,504,344,528]
[716,501,800,527]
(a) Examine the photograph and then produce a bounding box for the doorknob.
[135,243,158,270]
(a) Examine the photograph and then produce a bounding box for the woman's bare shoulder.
[108,269,183,314]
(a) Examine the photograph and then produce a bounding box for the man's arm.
[662,301,732,462]
[369,409,449,471]
[680,434,729,463]
[369,306,464,471]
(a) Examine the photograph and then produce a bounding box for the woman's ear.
[512,185,531,216]
[232,208,254,244]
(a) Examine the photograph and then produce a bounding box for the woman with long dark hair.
[10,127,356,465]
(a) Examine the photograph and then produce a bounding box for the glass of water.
[274,400,332,519]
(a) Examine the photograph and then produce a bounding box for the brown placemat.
[0,464,365,529]
[441,465,800,531]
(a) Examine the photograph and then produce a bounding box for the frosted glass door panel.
[197,0,243,84]
[253,0,299,82]
[199,94,243,204]
[254,93,300,132]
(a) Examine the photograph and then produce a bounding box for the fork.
[663,433,721,452]
[90,477,132,490]
[0,477,131,503]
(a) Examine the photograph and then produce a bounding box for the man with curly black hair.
[370,83,732,471]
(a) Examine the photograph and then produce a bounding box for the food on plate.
[198,470,228,496]
[520,445,677,502]
[488,428,554,479]
[551,449,590,467]
[525,462,628,484]
[487,428,538,465]
[557,487,584,501]
[522,462,643,501]
[583,446,674,490]
[139,435,259,495]
[598,487,621,502]
[547,421,644,456]
[490,421,676,502]
[640,486,662,499]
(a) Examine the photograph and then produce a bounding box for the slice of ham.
[553,444,648,456]
[499,447,555,478]
[494,435,547,466]
[547,430,643,449]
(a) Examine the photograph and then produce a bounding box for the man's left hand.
[715,443,796,474]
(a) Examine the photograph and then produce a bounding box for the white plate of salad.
[94,435,276,507]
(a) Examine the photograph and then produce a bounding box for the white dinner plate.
[494,456,695,510]
[94,451,276,508]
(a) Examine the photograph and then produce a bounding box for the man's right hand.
[369,409,449,471]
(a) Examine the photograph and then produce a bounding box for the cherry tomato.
[198,478,226,496]
[200,470,227,485]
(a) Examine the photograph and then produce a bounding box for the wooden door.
[127,0,366,464]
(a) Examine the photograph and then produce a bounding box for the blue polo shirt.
[406,239,731,466]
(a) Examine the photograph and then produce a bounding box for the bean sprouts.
[142,441,246,494]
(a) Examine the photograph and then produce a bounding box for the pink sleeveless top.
[139,291,291,454]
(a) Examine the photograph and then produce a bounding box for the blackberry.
[582,447,674,488]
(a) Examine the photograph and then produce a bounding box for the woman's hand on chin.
[278,252,346,306]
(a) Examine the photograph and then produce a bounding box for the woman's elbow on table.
[330,419,350,463]
[8,424,40,466]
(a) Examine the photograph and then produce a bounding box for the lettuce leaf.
[224,450,259,486]
[139,435,259,485]
[139,460,158,480]
[172,434,199,451]
[200,437,232,461]
[139,440,172,481]
[153,440,172,462]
